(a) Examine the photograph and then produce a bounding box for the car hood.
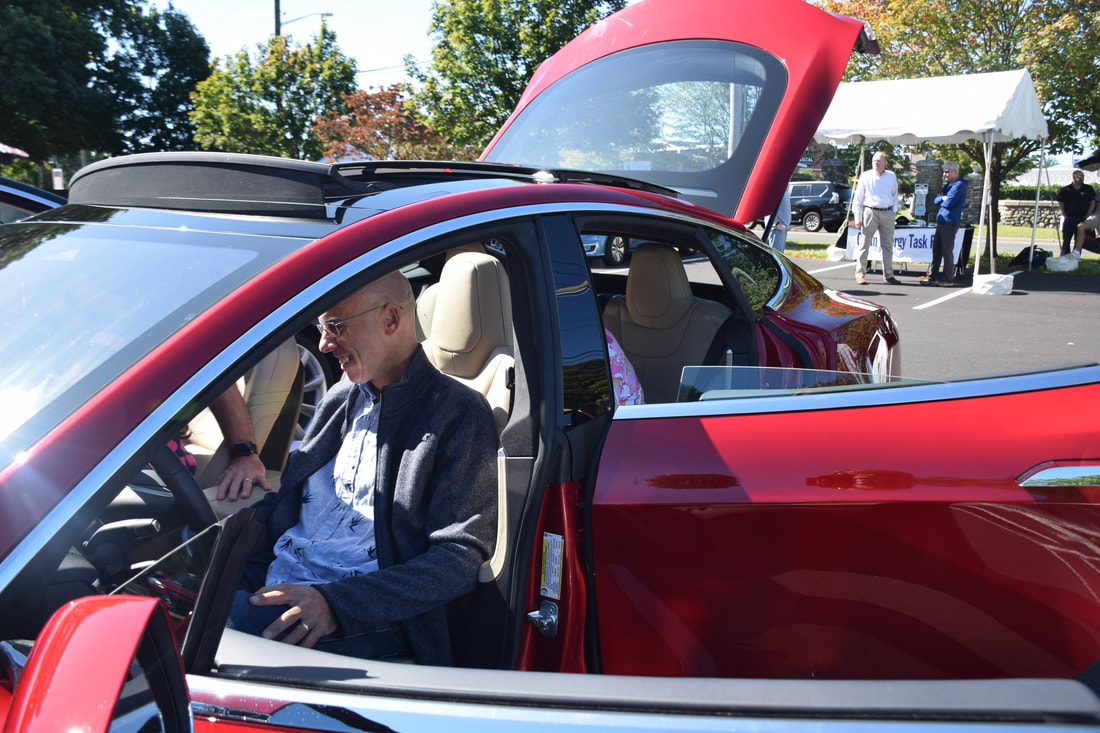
[481,0,877,224]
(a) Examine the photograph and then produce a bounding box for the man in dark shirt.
[1057,170,1095,255]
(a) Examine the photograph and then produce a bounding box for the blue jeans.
[227,589,409,659]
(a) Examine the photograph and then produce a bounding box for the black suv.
[787,180,850,232]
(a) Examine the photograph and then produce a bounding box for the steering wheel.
[151,442,217,532]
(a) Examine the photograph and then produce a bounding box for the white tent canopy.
[814,69,1049,276]
[815,69,1048,145]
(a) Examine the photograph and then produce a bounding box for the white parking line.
[912,270,1024,310]
[808,262,856,275]
[912,287,970,310]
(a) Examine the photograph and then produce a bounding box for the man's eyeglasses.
[315,302,399,338]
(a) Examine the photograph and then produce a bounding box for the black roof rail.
[334,159,682,197]
[67,152,681,218]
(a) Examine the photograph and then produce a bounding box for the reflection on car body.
[0,175,66,225]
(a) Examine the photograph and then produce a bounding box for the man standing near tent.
[1056,170,1094,256]
[920,161,968,286]
[852,151,900,285]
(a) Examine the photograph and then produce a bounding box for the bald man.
[231,270,498,665]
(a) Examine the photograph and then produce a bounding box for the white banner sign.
[846,226,964,265]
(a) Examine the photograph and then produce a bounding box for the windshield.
[0,223,260,447]
[678,366,935,402]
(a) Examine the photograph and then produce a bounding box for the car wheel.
[803,210,823,232]
[295,332,337,440]
[603,236,629,266]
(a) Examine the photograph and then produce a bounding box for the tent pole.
[974,131,994,276]
[1028,138,1045,271]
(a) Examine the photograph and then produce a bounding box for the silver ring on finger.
[301,622,310,633]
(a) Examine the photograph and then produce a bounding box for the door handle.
[1018,463,1100,488]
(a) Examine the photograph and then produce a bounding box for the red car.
[2,0,1100,730]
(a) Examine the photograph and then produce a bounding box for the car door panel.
[590,370,1100,679]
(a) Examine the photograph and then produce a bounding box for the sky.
[155,0,439,89]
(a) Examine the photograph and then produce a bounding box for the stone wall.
[998,199,1060,228]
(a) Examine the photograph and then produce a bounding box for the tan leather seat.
[416,243,486,342]
[189,338,301,488]
[602,244,732,403]
[423,252,514,430]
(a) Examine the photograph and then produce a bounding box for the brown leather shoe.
[856,276,867,285]
[884,277,901,285]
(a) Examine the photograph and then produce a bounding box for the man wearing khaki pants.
[852,151,900,285]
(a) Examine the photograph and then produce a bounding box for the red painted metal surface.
[517,480,588,673]
[484,0,867,224]
[3,596,169,732]
[758,264,900,375]
[591,383,1100,679]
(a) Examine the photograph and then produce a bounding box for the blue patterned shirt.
[266,383,380,586]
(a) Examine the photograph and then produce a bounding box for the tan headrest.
[425,253,512,379]
[415,243,488,342]
[625,244,693,329]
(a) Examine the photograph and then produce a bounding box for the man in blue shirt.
[920,161,968,286]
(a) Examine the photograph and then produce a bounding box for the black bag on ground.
[1008,247,1049,268]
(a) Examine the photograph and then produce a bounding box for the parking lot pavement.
[791,256,1100,380]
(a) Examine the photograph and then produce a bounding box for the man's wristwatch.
[230,441,258,458]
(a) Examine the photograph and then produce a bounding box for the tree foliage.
[190,25,357,160]
[407,0,627,149]
[312,85,478,162]
[816,0,1099,255]
[109,7,213,153]
[0,1,209,161]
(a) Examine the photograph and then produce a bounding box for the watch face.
[232,441,257,457]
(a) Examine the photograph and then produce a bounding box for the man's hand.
[216,454,271,501]
[249,583,337,648]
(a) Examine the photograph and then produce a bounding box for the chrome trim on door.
[1019,464,1100,488]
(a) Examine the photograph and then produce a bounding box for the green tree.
[0,1,208,162]
[190,24,357,160]
[109,6,212,153]
[817,0,1099,256]
[407,0,627,149]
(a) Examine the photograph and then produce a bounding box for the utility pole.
[274,0,281,37]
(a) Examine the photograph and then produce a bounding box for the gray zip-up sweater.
[243,346,498,665]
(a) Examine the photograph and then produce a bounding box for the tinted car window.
[487,41,783,176]
[706,229,780,317]
[789,184,808,197]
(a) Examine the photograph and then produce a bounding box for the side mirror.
[2,596,191,732]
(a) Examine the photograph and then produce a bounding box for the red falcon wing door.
[589,364,1100,679]
[482,0,877,225]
